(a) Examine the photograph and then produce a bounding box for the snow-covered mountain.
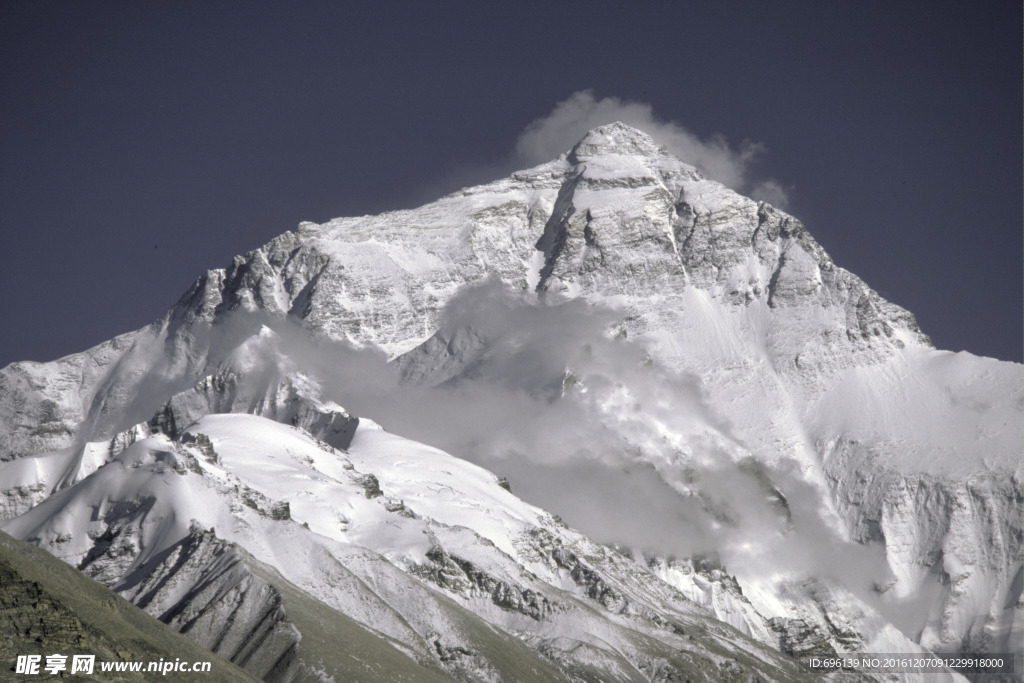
[1,123,1018,681]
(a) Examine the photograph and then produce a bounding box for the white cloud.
[198,281,923,623]
[251,280,883,576]
[515,90,790,209]
[750,179,792,210]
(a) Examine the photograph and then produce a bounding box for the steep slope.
[2,413,815,681]
[0,530,257,682]
[0,122,1018,677]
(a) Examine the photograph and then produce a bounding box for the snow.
[808,346,1022,477]
[346,419,546,559]
[0,122,1018,678]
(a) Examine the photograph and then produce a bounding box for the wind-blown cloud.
[185,278,949,633]
[226,281,883,577]
[749,179,791,208]
[515,90,791,209]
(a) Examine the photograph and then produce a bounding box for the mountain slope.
[0,122,1017,679]
[0,529,258,682]
[2,412,815,681]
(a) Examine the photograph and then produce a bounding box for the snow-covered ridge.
[2,413,815,680]
[0,122,1018,679]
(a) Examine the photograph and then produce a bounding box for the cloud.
[143,278,945,633]
[222,281,883,581]
[749,179,792,209]
[201,281,725,553]
[407,90,791,211]
[515,90,790,209]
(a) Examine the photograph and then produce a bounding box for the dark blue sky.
[2,1,1021,366]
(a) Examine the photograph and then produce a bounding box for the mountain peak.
[1,108,1019,681]
[568,122,666,161]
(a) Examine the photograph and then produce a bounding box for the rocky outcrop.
[149,366,358,451]
[825,439,1023,657]
[0,530,257,682]
[91,527,301,682]
[415,546,556,621]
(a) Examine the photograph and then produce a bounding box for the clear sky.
[1,1,1021,367]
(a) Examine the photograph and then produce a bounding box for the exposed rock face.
[825,445,1023,657]
[147,337,359,452]
[0,123,1019,679]
[86,526,301,682]
[0,530,257,682]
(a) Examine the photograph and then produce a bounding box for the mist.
[201,279,911,603]
[48,268,944,638]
